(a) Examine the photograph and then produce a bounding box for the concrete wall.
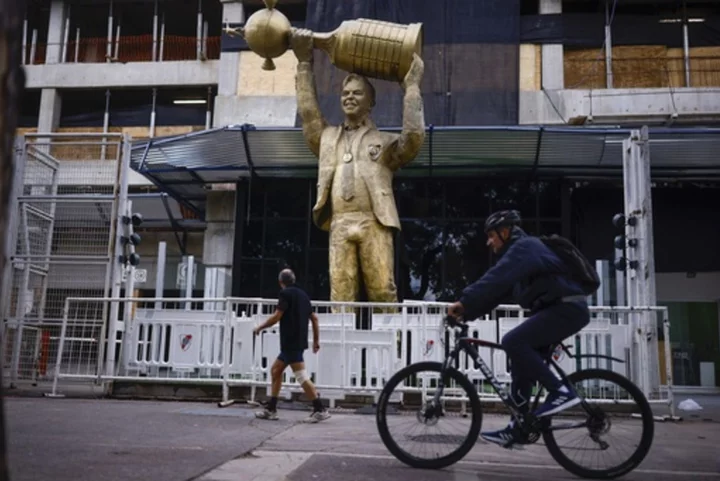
[214,50,298,127]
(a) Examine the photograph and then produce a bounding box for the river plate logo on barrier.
[180,334,193,352]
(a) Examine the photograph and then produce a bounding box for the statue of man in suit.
[291,29,425,306]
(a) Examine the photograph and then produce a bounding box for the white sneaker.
[255,409,279,420]
[303,410,331,423]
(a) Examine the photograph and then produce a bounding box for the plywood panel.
[519,44,541,91]
[612,46,669,89]
[238,50,298,96]
[51,127,122,160]
[666,48,687,88]
[689,46,720,88]
[564,48,606,89]
[15,128,37,136]
[562,45,718,90]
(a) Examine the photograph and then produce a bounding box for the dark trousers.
[501,301,590,412]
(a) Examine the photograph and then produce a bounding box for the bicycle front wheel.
[542,368,655,479]
[375,361,483,470]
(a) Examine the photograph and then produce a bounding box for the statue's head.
[340,73,376,120]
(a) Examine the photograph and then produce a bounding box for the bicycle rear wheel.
[542,368,655,479]
[376,361,483,470]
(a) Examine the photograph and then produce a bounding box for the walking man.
[253,268,331,423]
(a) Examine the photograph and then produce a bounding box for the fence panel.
[43,296,672,414]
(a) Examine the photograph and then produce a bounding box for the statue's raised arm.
[291,28,328,158]
[386,53,426,171]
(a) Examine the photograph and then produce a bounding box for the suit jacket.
[312,120,419,232]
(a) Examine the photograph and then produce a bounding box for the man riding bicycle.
[447,210,591,447]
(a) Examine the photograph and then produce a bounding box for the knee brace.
[293,369,309,385]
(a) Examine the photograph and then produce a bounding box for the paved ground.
[4,395,720,481]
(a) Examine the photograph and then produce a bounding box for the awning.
[130,124,720,216]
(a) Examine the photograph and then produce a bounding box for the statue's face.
[341,78,371,118]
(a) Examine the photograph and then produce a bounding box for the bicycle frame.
[433,323,626,423]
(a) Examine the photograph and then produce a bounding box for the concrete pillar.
[202,190,236,302]
[215,0,245,127]
[539,0,564,90]
[45,0,67,64]
[38,88,62,133]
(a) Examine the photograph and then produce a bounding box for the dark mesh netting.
[298,0,520,127]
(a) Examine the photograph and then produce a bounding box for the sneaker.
[480,424,520,448]
[255,409,279,421]
[303,409,331,423]
[534,388,581,418]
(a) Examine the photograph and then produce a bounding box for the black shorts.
[277,350,304,364]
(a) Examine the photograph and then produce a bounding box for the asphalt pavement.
[4,395,720,481]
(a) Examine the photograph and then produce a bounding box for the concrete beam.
[519,87,720,125]
[24,61,220,89]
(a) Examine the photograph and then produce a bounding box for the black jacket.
[459,227,586,319]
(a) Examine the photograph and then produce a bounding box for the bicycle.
[375,315,655,479]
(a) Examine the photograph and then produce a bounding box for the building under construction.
[5,0,720,393]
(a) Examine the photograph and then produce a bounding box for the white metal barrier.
[45,296,673,415]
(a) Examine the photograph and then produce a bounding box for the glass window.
[395,179,444,219]
[306,249,330,300]
[397,220,445,301]
[240,220,263,259]
[445,181,491,219]
[247,184,265,219]
[265,180,309,219]
[309,224,329,250]
[489,180,536,216]
[263,220,307,276]
[535,180,563,218]
[237,260,261,297]
[442,222,490,300]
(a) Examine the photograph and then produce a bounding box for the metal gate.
[2,133,130,388]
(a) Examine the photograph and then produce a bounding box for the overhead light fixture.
[659,17,705,24]
[173,99,206,104]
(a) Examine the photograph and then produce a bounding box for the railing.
[22,36,221,65]
[41,296,674,416]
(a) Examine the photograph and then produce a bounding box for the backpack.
[538,234,601,296]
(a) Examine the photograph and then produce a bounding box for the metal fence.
[43,295,674,416]
[1,133,130,388]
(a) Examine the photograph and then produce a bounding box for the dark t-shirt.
[277,285,312,352]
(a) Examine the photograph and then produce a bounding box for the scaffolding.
[1,133,130,388]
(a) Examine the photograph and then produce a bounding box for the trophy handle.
[288,27,337,60]
[311,31,336,53]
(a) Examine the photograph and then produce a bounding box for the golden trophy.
[225,0,423,82]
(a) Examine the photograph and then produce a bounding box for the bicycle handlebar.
[444,314,468,331]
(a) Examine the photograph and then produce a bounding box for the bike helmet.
[483,209,522,234]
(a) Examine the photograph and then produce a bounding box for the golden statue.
[292,35,425,307]
[229,0,426,308]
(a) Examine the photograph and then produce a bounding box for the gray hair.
[278,268,296,285]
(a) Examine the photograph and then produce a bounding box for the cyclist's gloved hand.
[447,301,465,319]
